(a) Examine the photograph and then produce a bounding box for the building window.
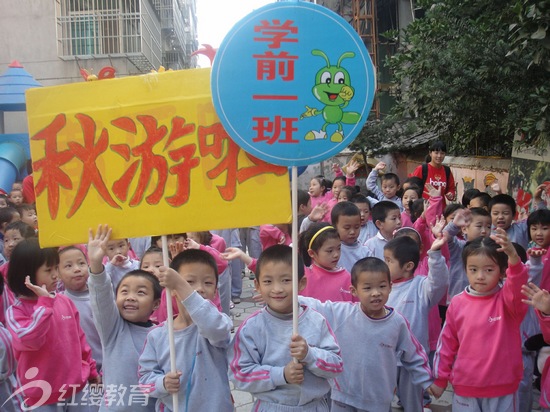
[57,0,140,57]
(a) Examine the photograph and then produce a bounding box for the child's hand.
[88,225,111,272]
[283,360,304,384]
[490,181,502,194]
[169,241,186,259]
[25,275,53,298]
[534,183,546,202]
[331,162,341,174]
[289,334,309,361]
[427,383,445,399]
[452,208,472,229]
[522,282,550,315]
[110,254,128,267]
[490,228,519,265]
[308,203,328,222]
[430,215,446,238]
[528,247,548,258]
[163,371,182,394]
[425,183,441,198]
[430,233,446,252]
[278,235,287,245]
[222,247,253,266]
[184,238,200,250]
[157,266,183,290]
[374,161,386,171]
[345,159,360,176]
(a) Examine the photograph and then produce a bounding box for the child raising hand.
[432,228,528,412]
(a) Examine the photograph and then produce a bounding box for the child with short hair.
[8,189,23,207]
[469,192,492,210]
[88,225,160,411]
[0,207,20,262]
[299,257,436,411]
[331,201,372,272]
[351,193,377,245]
[298,223,355,302]
[366,162,403,209]
[59,246,103,373]
[444,207,492,300]
[228,245,343,411]
[432,230,529,411]
[17,204,37,230]
[462,188,481,207]
[139,249,233,411]
[489,188,545,250]
[365,200,402,259]
[6,238,99,409]
[104,237,140,291]
[384,235,449,411]
[528,209,550,251]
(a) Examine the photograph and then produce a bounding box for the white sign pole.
[161,235,179,410]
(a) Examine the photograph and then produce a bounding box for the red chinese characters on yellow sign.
[26,69,291,247]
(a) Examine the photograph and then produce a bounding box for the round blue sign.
[211,1,376,167]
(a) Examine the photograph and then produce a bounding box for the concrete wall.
[297,151,512,204]
[0,0,154,88]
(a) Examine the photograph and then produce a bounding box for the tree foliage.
[364,0,550,155]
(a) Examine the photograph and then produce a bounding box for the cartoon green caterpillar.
[300,50,361,142]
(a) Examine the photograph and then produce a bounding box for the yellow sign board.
[26,69,291,247]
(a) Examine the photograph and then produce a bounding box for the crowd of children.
[0,141,549,412]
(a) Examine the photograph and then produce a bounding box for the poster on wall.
[508,138,550,219]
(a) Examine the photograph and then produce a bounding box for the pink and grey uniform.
[228,305,343,411]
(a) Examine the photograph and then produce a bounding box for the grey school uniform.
[63,288,103,372]
[338,241,373,273]
[228,306,343,411]
[444,222,469,302]
[89,270,156,412]
[138,291,233,412]
[300,298,433,412]
[364,231,390,260]
[387,250,448,412]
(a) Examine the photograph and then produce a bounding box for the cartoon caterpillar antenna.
[300,50,361,142]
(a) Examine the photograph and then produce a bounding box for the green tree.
[360,0,550,155]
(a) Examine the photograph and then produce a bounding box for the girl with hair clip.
[432,229,529,411]
[298,222,356,302]
[6,238,99,410]
[224,223,357,303]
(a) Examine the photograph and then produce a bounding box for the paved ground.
[228,272,463,411]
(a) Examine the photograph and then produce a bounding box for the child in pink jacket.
[6,239,98,409]
[432,229,528,411]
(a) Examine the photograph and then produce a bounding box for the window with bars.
[57,0,141,57]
